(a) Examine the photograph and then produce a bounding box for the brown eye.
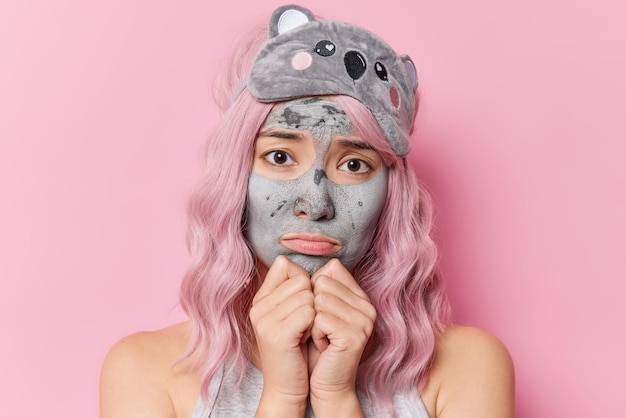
[264,151,294,166]
[347,160,361,171]
[273,152,287,164]
[339,159,369,174]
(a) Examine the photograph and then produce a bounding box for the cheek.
[337,169,388,235]
[246,173,305,228]
[327,170,387,269]
[358,170,388,221]
[357,195,386,227]
[245,174,297,267]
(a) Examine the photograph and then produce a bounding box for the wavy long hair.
[180,24,450,415]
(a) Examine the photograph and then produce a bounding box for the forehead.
[262,97,354,133]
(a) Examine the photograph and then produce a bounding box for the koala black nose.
[344,50,366,80]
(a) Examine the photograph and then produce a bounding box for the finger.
[250,276,314,320]
[253,302,316,350]
[252,275,313,307]
[310,289,376,354]
[310,319,330,353]
[252,287,314,325]
[254,256,310,303]
[313,289,376,327]
[312,274,376,320]
[265,304,317,347]
[300,328,311,345]
[311,259,369,300]
[312,311,372,353]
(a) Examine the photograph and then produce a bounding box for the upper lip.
[281,232,341,244]
[280,232,342,255]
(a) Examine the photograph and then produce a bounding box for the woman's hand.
[250,256,315,417]
[307,259,377,417]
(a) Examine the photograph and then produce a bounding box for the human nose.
[293,169,335,220]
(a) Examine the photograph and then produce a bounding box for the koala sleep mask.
[239,4,418,157]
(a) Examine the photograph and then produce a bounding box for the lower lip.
[281,238,341,256]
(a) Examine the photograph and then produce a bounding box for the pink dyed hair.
[179,23,450,415]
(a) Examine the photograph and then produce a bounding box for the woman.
[100,5,514,417]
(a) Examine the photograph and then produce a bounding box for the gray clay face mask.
[245,97,388,274]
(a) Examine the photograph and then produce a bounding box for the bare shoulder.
[421,325,515,418]
[100,321,201,418]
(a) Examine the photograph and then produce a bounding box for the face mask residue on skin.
[245,97,388,274]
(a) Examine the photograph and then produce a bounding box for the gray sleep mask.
[239,4,418,157]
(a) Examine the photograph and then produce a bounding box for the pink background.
[1,0,624,416]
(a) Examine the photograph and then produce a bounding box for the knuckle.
[300,304,316,319]
[327,258,344,270]
[362,317,375,336]
[314,311,327,325]
[358,328,371,345]
[364,303,377,322]
[253,316,270,335]
[295,289,315,306]
[249,305,261,323]
[252,292,265,305]
[313,274,332,291]
[350,310,375,337]
[293,274,312,288]
[303,290,315,304]
[270,255,290,272]
[313,292,329,310]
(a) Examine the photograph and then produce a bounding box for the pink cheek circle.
[291,52,312,71]
[389,87,400,108]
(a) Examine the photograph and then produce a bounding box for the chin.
[286,252,362,275]
[287,254,332,275]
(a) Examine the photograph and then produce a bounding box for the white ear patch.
[277,9,311,35]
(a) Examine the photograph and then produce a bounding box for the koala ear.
[400,55,418,91]
[269,5,316,38]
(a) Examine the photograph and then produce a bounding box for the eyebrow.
[257,129,373,150]
[335,138,374,150]
[257,129,306,140]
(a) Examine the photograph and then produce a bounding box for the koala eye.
[314,40,336,57]
[375,62,388,81]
